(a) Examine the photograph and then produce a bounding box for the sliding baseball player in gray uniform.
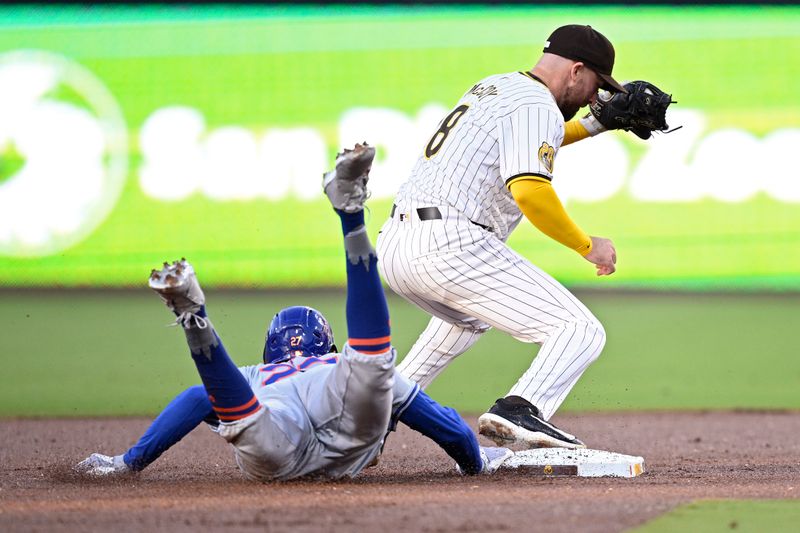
[376,25,627,449]
[76,145,512,480]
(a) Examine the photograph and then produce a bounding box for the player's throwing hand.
[585,236,617,276]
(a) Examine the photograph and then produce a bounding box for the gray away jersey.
[396,72,565,241]
[217,348,418,481]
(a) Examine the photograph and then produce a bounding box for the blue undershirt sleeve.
[123,385,215,471]
[398,390,483,475]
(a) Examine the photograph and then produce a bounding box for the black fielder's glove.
[588,80,676,140]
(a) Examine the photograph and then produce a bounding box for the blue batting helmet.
[263,306,335,364]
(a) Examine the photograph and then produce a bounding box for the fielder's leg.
[446,241,605,448]
[378,217,602,448]
[396,316,484,388]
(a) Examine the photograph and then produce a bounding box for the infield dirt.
[2,411,798,532]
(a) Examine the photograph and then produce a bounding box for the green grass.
[632,500,800,533]
[1,290,798,417]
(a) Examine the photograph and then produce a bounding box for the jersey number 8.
[425,104,469,159]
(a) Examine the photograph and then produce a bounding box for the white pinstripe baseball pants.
[376,208,605,420]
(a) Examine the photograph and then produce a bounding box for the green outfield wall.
[0,5,798,289]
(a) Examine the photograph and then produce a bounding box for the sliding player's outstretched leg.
[324,145,513,474]
[325,143,389,355]
[149,259,262,423]
[321,144,395,449]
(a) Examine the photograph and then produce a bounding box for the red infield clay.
[1,411,798,532]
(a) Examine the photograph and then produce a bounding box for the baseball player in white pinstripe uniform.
[376,25,626,449]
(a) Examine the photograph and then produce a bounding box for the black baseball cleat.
[478,396,586,449]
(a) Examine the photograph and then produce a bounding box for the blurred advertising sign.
[0,6,798,288]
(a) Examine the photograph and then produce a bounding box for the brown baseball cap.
[543,24,627,93]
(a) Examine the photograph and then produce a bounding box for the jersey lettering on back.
[259,355,339,386]
[398,72,565,240]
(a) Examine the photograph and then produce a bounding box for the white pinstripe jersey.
[396,72,565,241]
